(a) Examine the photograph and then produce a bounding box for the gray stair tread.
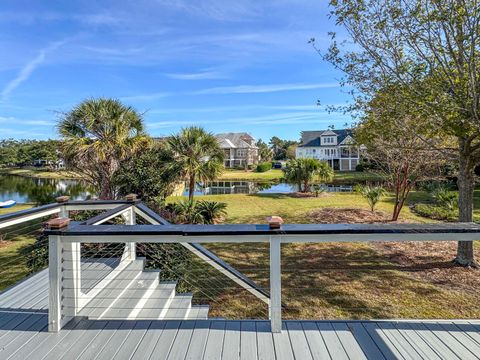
[163,296,192,320]
[79,260,144,318]
[91,271,160,320]
[133,284,177,320]
[187,305,209,320]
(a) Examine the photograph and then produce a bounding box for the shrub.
[355,185,385,211]
[431,187,458,210]
[256,162,273,172]
[165,200,227,224]
[312,184,326,197]
[413,203,458,221]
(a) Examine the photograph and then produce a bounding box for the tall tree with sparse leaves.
[322,0,480,266]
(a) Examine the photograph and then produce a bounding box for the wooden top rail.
[45,222,480,243]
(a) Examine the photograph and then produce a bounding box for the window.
[236,149,246,157]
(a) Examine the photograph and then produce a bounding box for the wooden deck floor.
[1,268,479,359]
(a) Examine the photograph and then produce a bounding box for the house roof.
[299,129,353,147]
[216,132,258,149]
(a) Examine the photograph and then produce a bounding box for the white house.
[295,129,360,171]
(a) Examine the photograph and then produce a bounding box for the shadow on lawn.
[201,242,480,320]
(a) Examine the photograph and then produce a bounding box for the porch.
[0,199,479,359]
[1,273,479,360]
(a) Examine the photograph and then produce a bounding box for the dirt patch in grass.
[373,241,480,294]
[308,207,391,223]
[0,240,10,249]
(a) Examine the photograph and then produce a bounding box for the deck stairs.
[78,258,209,321]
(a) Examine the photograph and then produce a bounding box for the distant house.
[296,129,360,171]
[215,133,260,168]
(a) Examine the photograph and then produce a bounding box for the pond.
[0,174,354,206]
[183,181,353,197]
[0,174,92,205]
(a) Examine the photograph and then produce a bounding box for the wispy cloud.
[193,82,339,95]
[120,92,171,102]
[1,40,65,101]
[165,69,229,80]
[0,116,55,126]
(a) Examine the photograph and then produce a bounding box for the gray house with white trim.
[295,129,360,171]
[215,132,259,168]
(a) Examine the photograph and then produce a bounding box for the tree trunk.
[455,138,478,267]
[188,174,196,201]
[303,180,309,193]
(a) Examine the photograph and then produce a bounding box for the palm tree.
[58,98,150,199]
[355,185,386,212]
[284,158,334,192]
[167,126,224,201]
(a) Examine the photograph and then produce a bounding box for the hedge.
[256,162,273,172]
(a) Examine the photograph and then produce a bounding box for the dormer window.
[321,136,337,145]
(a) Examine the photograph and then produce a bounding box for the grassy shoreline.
[0,167,81,179]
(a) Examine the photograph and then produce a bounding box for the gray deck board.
[95,320,137,360]
[272,324,294,360]
[76,321,125,360]
[113,321,152,360]
[256,321,275,360]
[286,321,313,360]
[0,267,479,360]
[130,321,167,360]
[371,322,420,360]
[222,321,241,360]
[168,320,196,360]
[331,322,368,360]
[240,321,257,360]
[148,319,181,360]
[186,320,211,360]
[301,322,331,360]
[204,320,226,360]
[316,322,349,360]
[347,322,386,360]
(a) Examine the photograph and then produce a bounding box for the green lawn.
[217,169,284,181]
[167,191,480,320]
[167,191,429,223]
[0,203,31,216]
[0,204,38,292]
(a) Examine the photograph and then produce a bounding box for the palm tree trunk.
[188,175,196,201]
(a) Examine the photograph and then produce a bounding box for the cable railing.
[2,199,480,334]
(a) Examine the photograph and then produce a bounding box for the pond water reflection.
[183,181,353,197]
[0,174,92,205]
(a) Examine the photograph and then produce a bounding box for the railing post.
[48,235,62,332]
[123,206,136,260]
[269,235,282,333]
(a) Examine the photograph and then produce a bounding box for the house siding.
[296,129,360,172]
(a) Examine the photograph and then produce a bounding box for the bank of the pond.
[0,167,81,179]
[217,169,384,183]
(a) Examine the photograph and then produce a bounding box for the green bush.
[413,203,458,221]
[165,200,227,224]
[354,184,385,211]
[256,162,273,172]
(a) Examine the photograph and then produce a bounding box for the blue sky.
[0,0,352,142]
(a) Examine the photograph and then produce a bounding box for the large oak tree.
[321,0,480,266]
